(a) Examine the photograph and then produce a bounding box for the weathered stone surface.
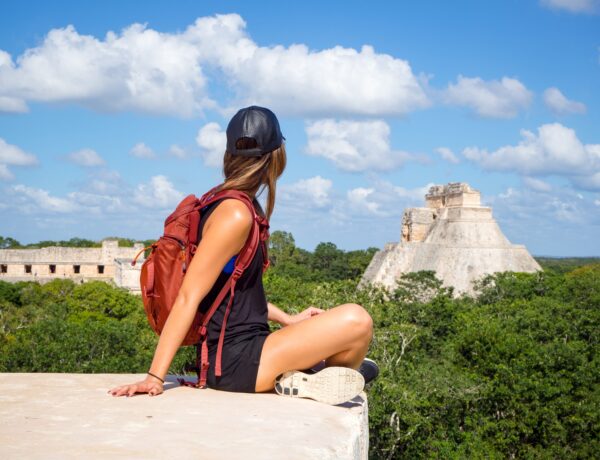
[360,182,541,295]
[0,239,143,293]
[0,373,368,460]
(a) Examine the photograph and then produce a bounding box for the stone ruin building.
[0,239,144,293]
[360,182,541,295]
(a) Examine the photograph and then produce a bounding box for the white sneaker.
[274,366,365,405]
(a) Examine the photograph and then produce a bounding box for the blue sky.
[0,0,599,256]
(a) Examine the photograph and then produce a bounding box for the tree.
[0,236,21,249]
[268,230,296,267]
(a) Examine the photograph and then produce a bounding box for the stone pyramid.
[359,182,541,295]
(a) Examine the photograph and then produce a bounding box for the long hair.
[216,140,287,221]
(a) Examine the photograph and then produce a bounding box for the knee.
[341,303,373,342]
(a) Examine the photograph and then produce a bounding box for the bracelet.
[147,371,165,384]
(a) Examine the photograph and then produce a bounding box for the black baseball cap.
[226,106,285,157]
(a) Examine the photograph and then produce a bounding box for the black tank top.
[196,197,270,351]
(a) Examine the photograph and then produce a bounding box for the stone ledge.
[0,373,368,460]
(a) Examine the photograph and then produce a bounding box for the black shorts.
[206,332,269,393]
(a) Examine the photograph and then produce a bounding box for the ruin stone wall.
[401,208,435,242]
[0,239,144,293]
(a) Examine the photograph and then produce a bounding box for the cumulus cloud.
[196,122,225,167]
[0,171,192,242]
[0,95,28,113]
[133,175,184,208]
[305,119,413,172]
[8,184,78,213]
[130,142,155,159]
[492,185,591,227]
[540,0,599,13]
[0,138,38,166]
[523,177,552,192]
[463,123,600,190]
[0,164,13,180]
[0,14,430,118]
[335,179,432,220]
[543,87,586,115]
[346,188,384,215]
[0,137,38,180]
[3,170,184,216]
[66,148,105,167]
[444,75,533,118]
[0,26,210,117]
[280,176,333,209]
[168,144,187,159]
[435,147,459,164]
[185,15,430,116]
[277,175,429,219]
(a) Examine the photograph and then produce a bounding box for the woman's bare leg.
[255,303,373,392]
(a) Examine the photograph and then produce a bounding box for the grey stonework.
[360,182,541,295]
[0,239,144,293]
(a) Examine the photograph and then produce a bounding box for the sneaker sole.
[274,366,365,405]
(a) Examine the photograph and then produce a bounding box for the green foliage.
[0,279,194,376]
[267,230,377,281]
[536,256,600,274]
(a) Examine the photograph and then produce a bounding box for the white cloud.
[337,179,432,219]
[276,175,429,220]
[9,184,78,213]
[81,169,126,195]
[130,142,155,159]
[523,177,552,192]
[347,188,384,215]
[491,185,592,227]
[196,122,225,167]
[540,0,599,13]
[575,172,600,190]
[133,175,184,208]
[168,144,187,159]
[444,75,533,118]
[0,137,38,180]
[3,170,184,217]
[463,123,600,189]
[0,138,38,166]
[0,24,210,117]
[0,14,430,118]
[305,119,413,172]
[280,176,333,209]
[543,87,586,115]
[186,15,430,116]
[0,95,28,113]
[66,148,105,167]
[0,164,13,180]
[435,147,459,164]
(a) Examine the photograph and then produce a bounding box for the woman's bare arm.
[109,199,252,396]
[267,302,292,326]
[268,301,324,327]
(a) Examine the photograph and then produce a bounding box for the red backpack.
[131,184,270,388]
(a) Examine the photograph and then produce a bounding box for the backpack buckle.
[232,267,244,280]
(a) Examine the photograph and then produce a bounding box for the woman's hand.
[286,306,324,326]
[108,376,164,397]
